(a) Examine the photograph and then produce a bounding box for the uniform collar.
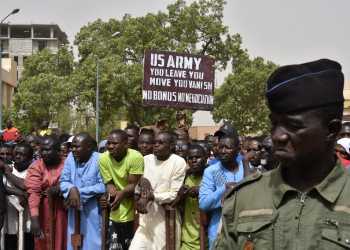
[273,155,346,208]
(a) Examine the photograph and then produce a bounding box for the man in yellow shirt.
[34,121,51,138]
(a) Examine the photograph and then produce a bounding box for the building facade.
[1,23,69,79]
[1,58,17,108]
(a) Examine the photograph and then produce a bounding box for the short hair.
[169,131,179,139]
[125,125,140,135]
[3,144,12,149]
[139,130,154,139]
[187,144,206,157]
[59,133,71,142]
[6,119,11,122]
[110,129,128,141]
[16,143,33,156]
[219,134,239,148]
[196,140,211,150]
[204,135,214,141]
[175,139,188,145]
[250,136,263,143]
[157,131,174,143]
[260,135,268,141]
[192,139,198,143]
[313,102,343,125]
[42,135,62,151]
[343,122,350,127]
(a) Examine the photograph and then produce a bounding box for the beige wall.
[189,126,220,140]
[344,81,350,121]
[1,58,17,108]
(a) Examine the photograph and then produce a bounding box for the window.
[14,56,18,65]
[1,41,3,52]
[38,41,47,52]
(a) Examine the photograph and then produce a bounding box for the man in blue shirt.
[199,134,244,249]
[60,132,106,250]
[208,123,243,166]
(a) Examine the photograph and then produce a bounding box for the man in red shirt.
[4,119,19,133]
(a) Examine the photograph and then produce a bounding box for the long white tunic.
[130,154,187,250]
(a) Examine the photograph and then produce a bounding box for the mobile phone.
[2,131,19,140]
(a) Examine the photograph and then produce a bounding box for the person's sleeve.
[0,171,6,223]
[59,157,75,199]
[153,159,186,204]
[129,153,144,175]
[24,163,43,217]
[47,130,52,135]
[78,166,106,203]
[199,168,226,212]
[211,191,238,249]
[98,154,112,184]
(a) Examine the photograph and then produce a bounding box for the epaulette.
[225,172,263,199]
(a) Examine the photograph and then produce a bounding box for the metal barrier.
[0,195,27,250]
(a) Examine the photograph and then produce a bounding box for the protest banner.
[142,49,215,111]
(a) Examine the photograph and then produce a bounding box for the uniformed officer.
[213,59,350,249]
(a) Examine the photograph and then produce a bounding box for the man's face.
[338,125,350,139]
[138,134,153,156]
[205,136,214,148]
[14,147,31,170]
[260,137,276,165]
[212,137,219,158]
[269,110,328,168]
[6,120,12,129]
[40,141,58,165]
[106,133,128,158]
[238,135,244,149]
[41,121,49,129]
[0,148,13,161]
[125,129,138,150]
[248,140,261,167]
[153,134,173,159]
[71,137,91,162]
[197,142,210,160]
[187,149,206,175]
[59,144,69,158]
[174,140,188,160]
[334,144,349,160]
[218,138,238,164]
[241,140,249,156]
[26,135,37,149]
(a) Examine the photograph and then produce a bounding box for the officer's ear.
[326,119,342,143]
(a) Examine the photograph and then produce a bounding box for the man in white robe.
[130,132,187,250]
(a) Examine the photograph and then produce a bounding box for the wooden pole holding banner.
[178,110,185,125]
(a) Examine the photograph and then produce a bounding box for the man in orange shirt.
[4,119,19,133]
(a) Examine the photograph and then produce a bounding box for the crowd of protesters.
[0,58,349,250]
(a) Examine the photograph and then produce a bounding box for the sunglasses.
[334,149,348,155]
[175,145,188,150]
[247,148,259,153]
[258,145,274,151]
[153,140,169,145]
[138,141,153,145]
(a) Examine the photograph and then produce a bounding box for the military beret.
[265,59,344,113]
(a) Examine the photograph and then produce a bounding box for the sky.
[2,0,350,126]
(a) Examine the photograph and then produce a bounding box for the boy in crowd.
[178,145,209,250]
[99,130,144,250]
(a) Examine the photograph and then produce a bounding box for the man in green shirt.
[178,144,209,250]
[213,59,350,250]
[98,130,144,250]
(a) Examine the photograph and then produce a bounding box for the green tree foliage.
[11,47,75,135]
[10,0,247,136]
[72,0,246,129]
[212,57,279,135]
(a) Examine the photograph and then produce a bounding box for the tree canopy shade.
[211,57,279,135]
[72,0,246,130]
[9,0,248,136]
